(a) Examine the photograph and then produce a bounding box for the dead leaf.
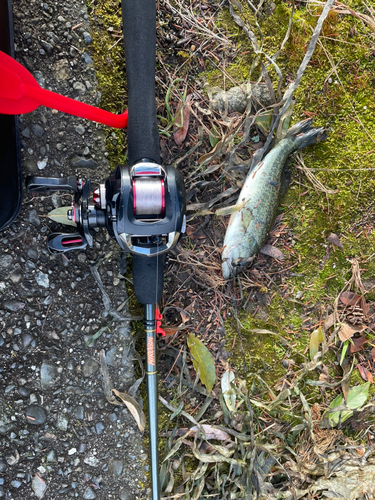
[319,365,330,384]
[259,244,285,261]
[338,322,364,342]
[349,335,367,354]
[324,312,336,331]
[371,347,375,361]
[173,94,192,145]
[327,232,344,250]
[111,389,146,432]
[360,295,369,317]
[357,364,373,383]
[179,311,190,324]
[340,291,361,307]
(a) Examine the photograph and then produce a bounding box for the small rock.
[40,361,59,388]
[0,486,4,497]
[119,489,134,500]
[4,301,25,312]
[0,254,13,268]
[82,52,93,65]
[46,450,56,462]
[27,248,39,260]
[0,460,6,473]
[54,59,70,80]
[22,334,33,348]
[31,124,45,138]
[37,157,48,170]
[51,193,61,209]
[31,474,47,498]
[40,40,54,54]
[109,458,123,477]
[74,406,84,420]
[73,82,86,95]
[5,384,15,393]
[70,156,98,169]
[35,271,49,288]
[29,209,41,226]
[68,448,77,455]
[5,448,19,465]
[83,32,93,44]
[21,128,30,138]
[106,346,119,367]
[95,422,105,435]
[56,413,69,431]
[18,386,31,397]
[83,486,96,499]
[25,404,48,425]
[75,125,85,135]
[84,453,100,467]
[82,358,99,378]
[11,480,22,488]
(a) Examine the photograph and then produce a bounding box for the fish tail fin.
[285,118,327,150]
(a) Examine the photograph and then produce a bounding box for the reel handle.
[26,176,81,193]
[121,0,160,166]
[46,233,87,254]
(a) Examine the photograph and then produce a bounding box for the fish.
[221,118,327,279]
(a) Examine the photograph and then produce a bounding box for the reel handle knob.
[47,233,87,254]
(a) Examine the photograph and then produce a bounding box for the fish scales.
[222,118,327,279]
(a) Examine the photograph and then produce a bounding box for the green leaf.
[328,408,353,427]
[48,207,77,227]
[340,339,349,366]
[309,327,324,361]
[254,110,273,132]
[187,333,216,392]
[208,127,220,148]
[347,382,370,410]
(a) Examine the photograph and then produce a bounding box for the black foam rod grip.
[121,0,160,166]
[132,254,164,305]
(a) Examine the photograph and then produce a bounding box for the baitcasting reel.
[26,162,186,257]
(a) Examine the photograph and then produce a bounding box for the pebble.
[106,346,119,367]
[83,32,93,43]
[22,334,33,348]
[0,460,6,473]
[75,125,85,135]
[31,474,47,498]
[35,271,49,288]
[37,158,48,170]
[83,486,96,499]
[109,458,123,477]
[31,124,45,138]
[40,361,59,388]
[18,386,31,397]
[27,248,38,260]
[70,156,98,169]
[0,487,3,497]
[82,358,99,378]
[84,453,100,467]
[120,490,134,500]
[29,210,41,226]
[74,405,84,420]
[40,40,54,54]
[5,384,15,393]
[46,450,56,462]
[73,82,86,94]
[95,422,105,435]
[4,301,25,312]
[21,127,30,138]
[11,480,22,488]
[56,413,69,431]
[0,254,13,268]
[25,404,47,425]
[82,52,93,64]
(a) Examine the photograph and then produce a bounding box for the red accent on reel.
[161,179,165,215]
[133,179,136,214]
[93,188,100,207]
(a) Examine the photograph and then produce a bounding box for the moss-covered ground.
[86,0,375,494]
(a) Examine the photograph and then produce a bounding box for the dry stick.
[250,0,336,170]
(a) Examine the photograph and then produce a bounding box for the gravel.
[0,0,147,497]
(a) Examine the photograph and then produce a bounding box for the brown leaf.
[338,322,364,342]
[319,365,330,384]
[111,389,146,432]
[371,347,375,361]
[324,313,336,331]
[180,310,190,324]
[349,334,367,354]
[327,232,344,250]
[260,244,285,261]
[340,291,361,307]
[173,94,192,145]
[360,296,369,316]
[357,364,373,383]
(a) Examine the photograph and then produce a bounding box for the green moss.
[87,0,127,166]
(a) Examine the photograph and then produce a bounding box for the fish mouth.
[222,255,256,279]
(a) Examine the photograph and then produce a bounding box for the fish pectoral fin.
[216,197,251,216]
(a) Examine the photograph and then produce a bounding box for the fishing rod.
[25,0,186,498]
